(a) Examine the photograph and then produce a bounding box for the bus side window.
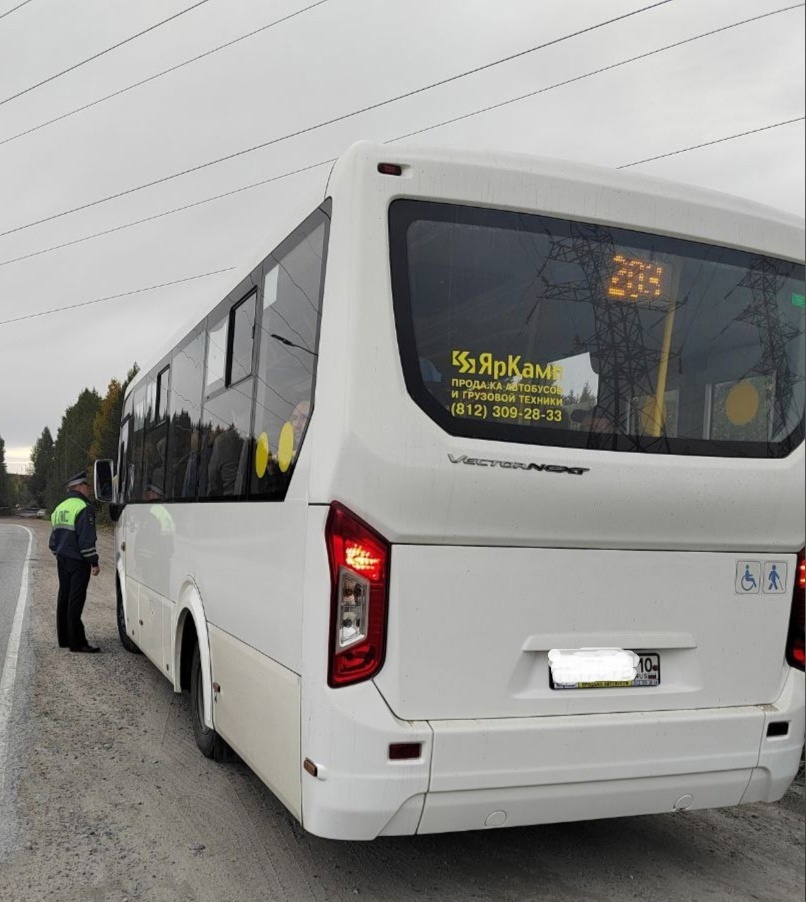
[118,415,132,503]
[199,381,253,499]
[130,385,147,502]
[166,330,205,500]
[140,365,170,497]
[229,292,256,385]
[197,287,258,501]
[250,206,330,500]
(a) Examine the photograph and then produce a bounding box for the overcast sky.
[0,0,803,474]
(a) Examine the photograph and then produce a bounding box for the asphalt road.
[0,522,35,866]
[0,522,29,670]
[0,516,803,902]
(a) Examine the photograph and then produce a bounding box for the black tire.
[190,643,228,761]
[117,580,142,654]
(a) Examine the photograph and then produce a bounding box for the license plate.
[551,653,660,689]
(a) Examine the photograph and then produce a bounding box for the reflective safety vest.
[49,493,98,565]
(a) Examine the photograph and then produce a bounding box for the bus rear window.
[389,200,805,458]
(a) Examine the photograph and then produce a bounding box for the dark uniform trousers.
[56,555,91,649]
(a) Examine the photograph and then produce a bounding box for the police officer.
[49,470,101,653]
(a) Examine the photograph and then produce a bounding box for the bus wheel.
[190,643,227,761]
[117,580,142,654]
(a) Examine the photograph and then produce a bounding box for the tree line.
[0,364,138,514]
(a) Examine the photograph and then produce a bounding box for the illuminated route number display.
[607,254,668,302]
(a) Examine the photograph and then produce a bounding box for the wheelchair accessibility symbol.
[736,561,761,594]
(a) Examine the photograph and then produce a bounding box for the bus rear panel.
[299,143,805,839]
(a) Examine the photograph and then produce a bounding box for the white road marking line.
[0,525,34,797]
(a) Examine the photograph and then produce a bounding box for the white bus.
[96,142,806,840]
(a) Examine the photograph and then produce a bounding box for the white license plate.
[551,653,661,689]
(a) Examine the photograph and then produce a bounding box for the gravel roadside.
[0,516,803,902]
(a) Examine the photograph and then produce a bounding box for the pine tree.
[45,389,102,511]
[96,364,138,458]
[29,426,54,507]
[124,363,139,389]
[90,379,125,465]
[0,434,9,510]
[41,366,138,513]
[9,473,34,508]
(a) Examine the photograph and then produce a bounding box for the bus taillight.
[786,549,805,671]
[325,503,390,687]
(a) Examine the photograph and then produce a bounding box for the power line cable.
[0,109,804,276]
[0,0,331,148]
[0,0,34,22]
[0,0,214,109]
[391,3,805,143]
[5,114,799,323]
[1,3,799,269]
[0,0,674,239]
[618,116,805,168]
[0,268,235,326]
[0,159,332,268]
[2,113,800,326]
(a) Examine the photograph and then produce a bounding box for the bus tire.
[190,643,227,761]
[117,579,142,654]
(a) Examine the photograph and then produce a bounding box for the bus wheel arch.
[178,611,197,692]
[174,583,214,730]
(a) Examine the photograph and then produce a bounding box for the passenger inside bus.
[571,406,613,432]
[207,421,249,497]
[290,399,310,447]
[181,429,200,499]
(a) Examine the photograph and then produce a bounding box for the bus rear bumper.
[413,668,804,835]
[415,771,751,835]
[302,669,803,839]
[738,665,805,806]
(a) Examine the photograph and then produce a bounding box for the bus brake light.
[377,163,403,176]
[326,503,391,687]
[786,549,805,671]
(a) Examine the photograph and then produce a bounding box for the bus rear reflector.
[326,503,390,687]
[786,549,805,671]
[389,742,422,760]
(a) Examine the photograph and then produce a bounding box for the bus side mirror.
[94,459,116,504]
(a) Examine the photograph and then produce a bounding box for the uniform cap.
[65,470,89,488]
